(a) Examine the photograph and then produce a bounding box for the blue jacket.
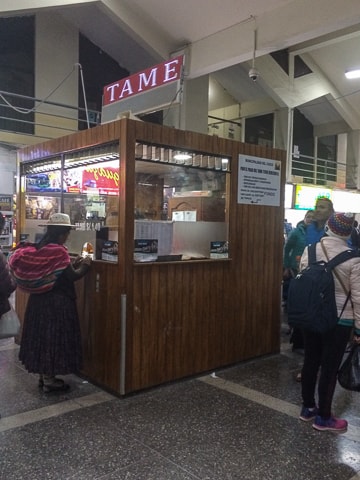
[305,221,325,245]
[283,222,307,270]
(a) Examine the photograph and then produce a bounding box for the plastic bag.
[0,307,20,339]
[338,344,360,391]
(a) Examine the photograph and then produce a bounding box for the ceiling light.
[345,69,360,79]
[173,152,191,161]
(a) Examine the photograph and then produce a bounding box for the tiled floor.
[1,319,360,480]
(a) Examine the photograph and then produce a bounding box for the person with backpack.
[291,198,334,377]
[298,212,360,433]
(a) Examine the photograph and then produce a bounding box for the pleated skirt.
[19,291,82,376]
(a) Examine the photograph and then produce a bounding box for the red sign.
[103,55,183,106]
[82,167,119,195]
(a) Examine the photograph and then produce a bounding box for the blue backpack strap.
[327,248,360,271]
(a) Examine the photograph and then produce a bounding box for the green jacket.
[283,221,307,271]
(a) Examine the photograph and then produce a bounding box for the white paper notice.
[237,154,281,206]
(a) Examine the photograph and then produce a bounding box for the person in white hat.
[9,213,92,393]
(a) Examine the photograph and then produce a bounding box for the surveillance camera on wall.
[248,67,260,81]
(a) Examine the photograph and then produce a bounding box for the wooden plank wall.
[124,121,286,392]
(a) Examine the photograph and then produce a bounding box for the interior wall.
[35,11,79,138]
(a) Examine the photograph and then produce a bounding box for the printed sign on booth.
[237,154,281,206]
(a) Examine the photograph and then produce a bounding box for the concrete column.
[35,11,79,139]
[346,130,360,189]
[163,75,209,134]
[274,108,289,151]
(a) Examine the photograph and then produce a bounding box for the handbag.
[338,344,360,391]
[0,306,20,339]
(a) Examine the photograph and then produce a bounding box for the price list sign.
[237,155,281,206]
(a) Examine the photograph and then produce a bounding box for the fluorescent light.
[221,158,229,171]
[345,69,360,79]
[173,152,191,161]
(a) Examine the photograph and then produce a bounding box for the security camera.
[248,67,260,81]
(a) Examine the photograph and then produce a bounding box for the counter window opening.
[19,142,120,261]
[134,143,231,262]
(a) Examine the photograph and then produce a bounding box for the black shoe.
[42,378,70,393]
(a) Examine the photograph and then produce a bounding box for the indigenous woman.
[9,213,91,392]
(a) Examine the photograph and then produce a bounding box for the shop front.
[15,119,286,395]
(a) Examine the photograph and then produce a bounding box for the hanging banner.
[237,155,281,206]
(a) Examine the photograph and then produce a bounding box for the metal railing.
[291,153,356,188]
[0,90,101,140]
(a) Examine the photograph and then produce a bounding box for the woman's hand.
[353,334,360,345]
[81,256,92,267]
[72,255,92,268]
[72,255,83,268]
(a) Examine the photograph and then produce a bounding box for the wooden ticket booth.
[15,119,285,396]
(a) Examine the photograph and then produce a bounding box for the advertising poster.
[210,241,229,259]
[134,239,158,262]
[82,166,119,195]
[0,195,12,210]
[25,195,59,220]
[237,155,281,206]
[26,172,63,192]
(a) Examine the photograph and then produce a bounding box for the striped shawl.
[8,243,70,293]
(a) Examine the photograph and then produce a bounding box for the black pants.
[301,324,351,418]
[290,327,304,349]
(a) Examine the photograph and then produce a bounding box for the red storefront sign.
[103,55,183,106]
[82,167,119,195]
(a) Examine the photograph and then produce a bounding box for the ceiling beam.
[0,0,97,15]
[289,24,360,56]
[188,0,360,79]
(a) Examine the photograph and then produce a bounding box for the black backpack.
[287,242,357,333]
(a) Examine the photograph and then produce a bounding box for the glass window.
[134,144,230,261]
[19,143,120,261]
[245,114,274,147]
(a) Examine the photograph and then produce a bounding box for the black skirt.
[19,290,82,376]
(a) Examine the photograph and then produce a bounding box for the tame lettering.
[138,68,158,91]
[164,59,180,82]
[106,83,119,102]
[103,55,184,106]
[119,79,133,99]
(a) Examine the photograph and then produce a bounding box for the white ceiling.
[3,0,360,129]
